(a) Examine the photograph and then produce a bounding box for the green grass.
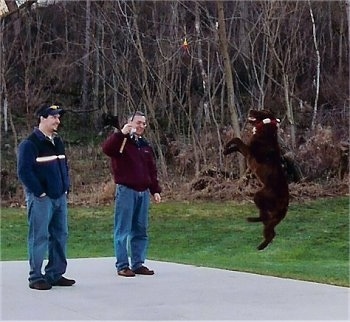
[1,197,349,287]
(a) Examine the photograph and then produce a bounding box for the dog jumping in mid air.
[223,109,289,250]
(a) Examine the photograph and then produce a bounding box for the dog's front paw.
[223,144,238,155]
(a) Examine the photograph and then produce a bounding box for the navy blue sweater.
[17,128,70,198]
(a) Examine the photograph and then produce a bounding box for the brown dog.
[223,109,289,250]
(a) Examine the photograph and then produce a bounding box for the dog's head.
[248,109,280,135]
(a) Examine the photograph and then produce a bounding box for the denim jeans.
[114,185,150,271]
[26,192,68,284]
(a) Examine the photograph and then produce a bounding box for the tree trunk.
[309,1,321,131]
[131,1,168,178]
[216,1,245,175]
[82,0,91,112]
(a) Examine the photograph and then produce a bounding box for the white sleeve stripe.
[36,155,66,162]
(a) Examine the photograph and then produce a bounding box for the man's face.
[41,114,61,134]
[130,115,147,136]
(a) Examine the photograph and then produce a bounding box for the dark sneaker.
[117,267,136,277]
[52,276,76,286]
[133,266,154,275]
[29,280,52,290]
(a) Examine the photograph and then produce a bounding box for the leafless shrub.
[296,125,344,181]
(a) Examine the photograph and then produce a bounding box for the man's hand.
[121,123,135,135]
[153,193,161,203]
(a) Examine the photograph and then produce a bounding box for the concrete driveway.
[1,257,349,321]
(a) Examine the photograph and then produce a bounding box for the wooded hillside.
[1,1,349,205]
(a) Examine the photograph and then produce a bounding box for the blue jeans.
[26,192,68,285]
[114,185,150,271]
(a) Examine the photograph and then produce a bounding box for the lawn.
[1,196,349,287]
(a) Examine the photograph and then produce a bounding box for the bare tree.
[81,0,91,112]
[308,1,321,130]
[216,0,245,175]
[346,0,350,109]
[1,0,348,185]
[261,1,303,149]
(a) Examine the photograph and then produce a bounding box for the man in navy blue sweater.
[17,104,75,290]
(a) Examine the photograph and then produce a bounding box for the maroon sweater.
[102,132,161,195]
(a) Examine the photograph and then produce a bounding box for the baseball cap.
[35,104,64,118]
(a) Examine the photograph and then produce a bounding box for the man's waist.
[116,181,150,192]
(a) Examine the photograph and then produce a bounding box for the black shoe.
[29,280,52,290]
[133,265,154,275]
[52,276,76,286]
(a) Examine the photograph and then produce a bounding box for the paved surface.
[1,257,349,321]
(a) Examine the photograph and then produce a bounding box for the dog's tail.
[247,217,262,222]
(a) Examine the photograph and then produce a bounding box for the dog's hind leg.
[257,213,284,250]
[247,208,265,222]
[247,189,269,222]
[257,223,276,250]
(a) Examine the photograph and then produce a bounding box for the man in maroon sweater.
[102,111,161,277]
